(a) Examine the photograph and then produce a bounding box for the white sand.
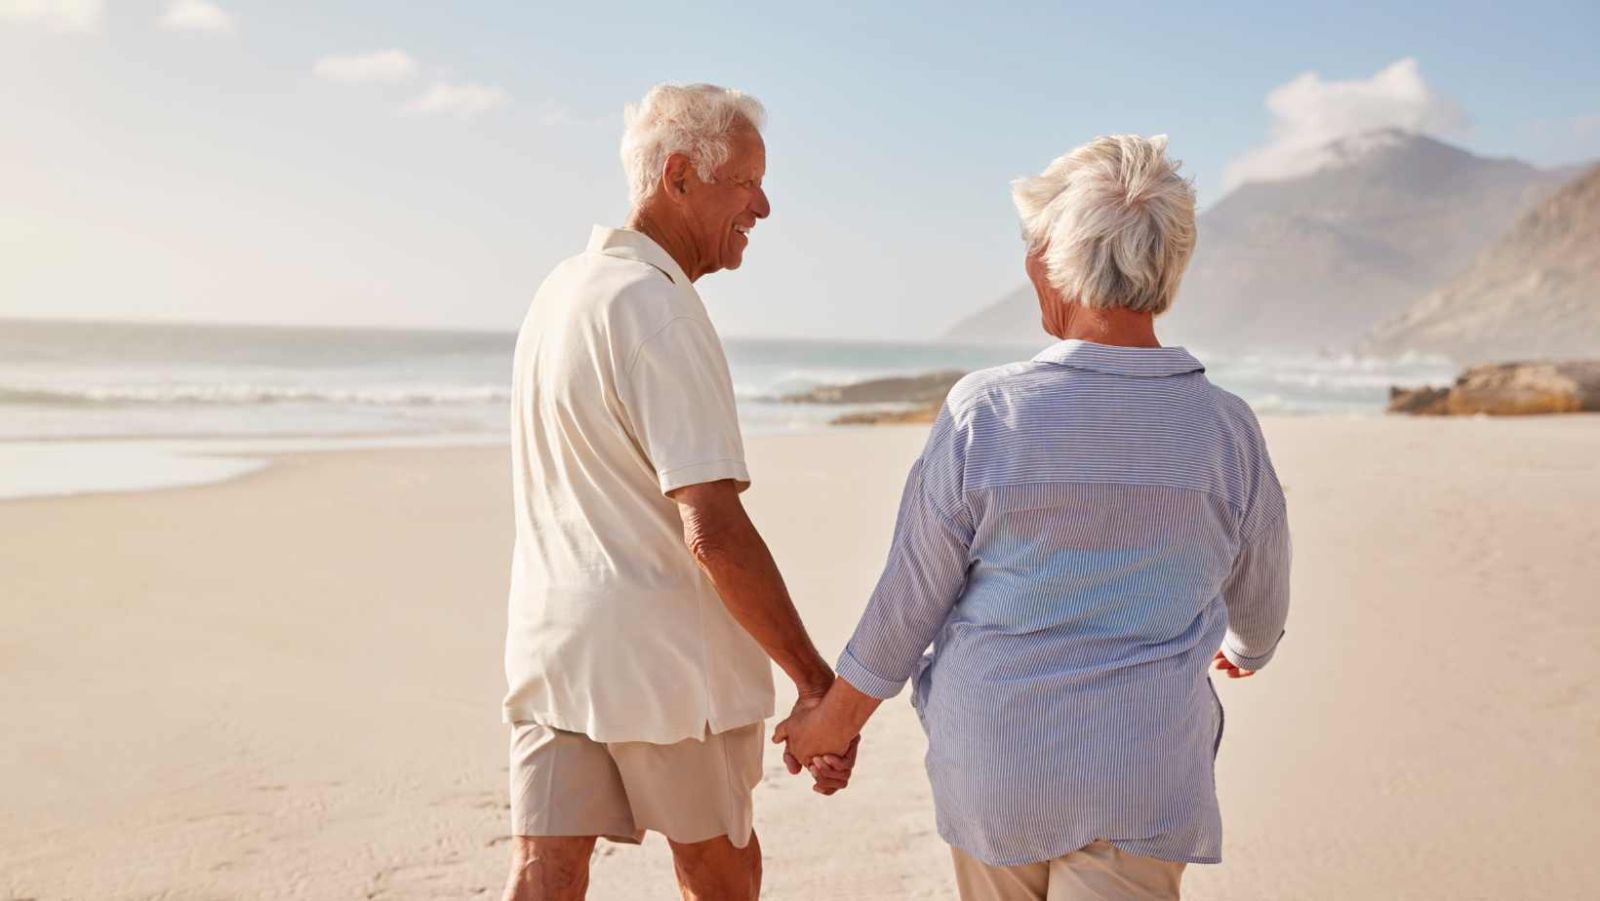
[3,417,1597,899]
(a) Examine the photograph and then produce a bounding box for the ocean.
[0,318,1456,498]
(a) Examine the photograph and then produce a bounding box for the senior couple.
[501,83,1291,901]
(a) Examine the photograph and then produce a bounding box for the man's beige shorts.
[508,721,764,847]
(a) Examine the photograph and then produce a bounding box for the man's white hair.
[620,83,766,207]
[1012,135,1197,316]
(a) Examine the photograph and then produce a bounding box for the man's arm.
[670,479,833,699]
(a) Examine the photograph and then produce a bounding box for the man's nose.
[753,186,771,219]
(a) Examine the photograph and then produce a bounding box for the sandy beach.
[3,416,1597,900]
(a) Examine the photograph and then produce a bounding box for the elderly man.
[501,83,849,901]
[776,135,1292,900]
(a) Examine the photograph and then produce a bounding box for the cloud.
[158,0,233,33]
[1224,58,1468,190]
[0,0,103,32]
[313,49,419,85]
[405,82,511,119]
[315,51,510,123]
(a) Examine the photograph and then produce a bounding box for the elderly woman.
[776,135,1292,900]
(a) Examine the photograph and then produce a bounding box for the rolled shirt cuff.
[657,458,751,496]
[1221,631,1284,671]
[835,647,906,700]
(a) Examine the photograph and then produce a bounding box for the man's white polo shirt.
[503,226,774,744]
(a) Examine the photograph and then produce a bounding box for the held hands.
[772,694,860,796]
[1212,650,1257,679]
[792,736,858,796]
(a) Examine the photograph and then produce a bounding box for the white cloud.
[313,49,419,85]
[1224,58,1468,190]
[316,52,510,123]
[0,0,103,32]
[158,0,234,33]
[405,82,511,119]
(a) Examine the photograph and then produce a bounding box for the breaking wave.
[0,383,511,407]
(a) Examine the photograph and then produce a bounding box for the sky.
[2,1,1598,340]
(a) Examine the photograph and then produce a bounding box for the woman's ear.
[1028,250,1073,339]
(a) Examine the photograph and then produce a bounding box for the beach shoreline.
[3,417,1597,899]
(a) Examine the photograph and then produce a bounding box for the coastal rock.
[829,405,941,426]
[1387,385,1452,415]
[1388,361,1600,415]
[779,370,966,406]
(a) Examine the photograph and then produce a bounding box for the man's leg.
[505,723,643,900]
[502,836,598,901]
[668,829,762,901]
[607,722,765,898]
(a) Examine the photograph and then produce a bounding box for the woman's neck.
[1050,301,1161,348]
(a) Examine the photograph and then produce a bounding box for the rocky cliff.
[1364,164,1600,363]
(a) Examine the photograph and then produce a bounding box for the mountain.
[944,284,1043,345]
[1362,164,1600,363]
[945,131,1572,352]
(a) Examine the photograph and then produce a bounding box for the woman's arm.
[1221,433,1292,672]
[774,406,976,771]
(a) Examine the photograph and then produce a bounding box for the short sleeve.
[617,316,750,495]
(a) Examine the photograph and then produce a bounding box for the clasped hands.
[771,693,860,796]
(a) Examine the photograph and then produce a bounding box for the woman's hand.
[1212,650,1256,679]
[773,702,857,774]
[773,693,859,794]
[773,676,884,795]
[801,736,859,795]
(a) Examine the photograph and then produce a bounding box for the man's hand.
[771,694,857,793]
[773,700,859,793]
[1212,650,1256,679]
[801,737,858,795]
[775,692,858,794]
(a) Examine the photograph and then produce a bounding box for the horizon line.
[0,313,996,346]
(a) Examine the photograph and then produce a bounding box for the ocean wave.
[0,383,511,407]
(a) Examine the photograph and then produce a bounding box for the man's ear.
[662,152,693,199]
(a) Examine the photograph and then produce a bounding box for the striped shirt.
[836,339,1291,867]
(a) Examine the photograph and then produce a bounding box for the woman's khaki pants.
[951,841,1186,901]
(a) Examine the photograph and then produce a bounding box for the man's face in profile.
[682,127,770,275]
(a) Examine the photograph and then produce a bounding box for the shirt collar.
[588,226,692,289]
[1031,339,1205,378]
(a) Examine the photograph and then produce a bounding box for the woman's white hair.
[620,83,766,208]
[1012,135,1197,316]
